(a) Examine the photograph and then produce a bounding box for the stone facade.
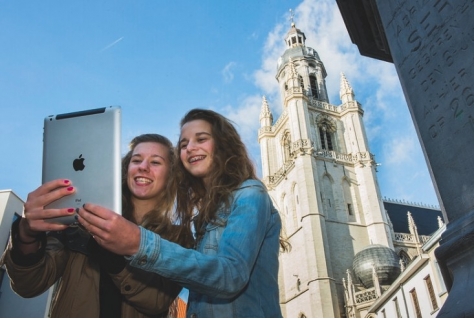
[258,22,393,317]
[258,23,446,317]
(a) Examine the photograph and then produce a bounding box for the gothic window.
[319,127,333,150]
[309,75,319,98]
[399,250,411,266]
[316,115,337,151]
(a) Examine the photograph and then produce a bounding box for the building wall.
[368,227,448,318]
[0,190,52,318]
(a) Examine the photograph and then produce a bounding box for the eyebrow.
[131,153,166,161]
[179,131,211,144]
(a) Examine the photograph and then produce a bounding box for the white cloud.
[221,94,262,146]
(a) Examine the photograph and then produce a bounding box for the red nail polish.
[64,179,70,184]
[67,208,75,213]
[67,187,74,192]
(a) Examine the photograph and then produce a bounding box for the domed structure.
[352,244,401,288]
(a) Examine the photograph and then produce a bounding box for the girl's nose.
[138,161,149,171]
[186,141,198,152]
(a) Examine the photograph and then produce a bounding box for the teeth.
[189,156,205,163]
[135,177,152,183]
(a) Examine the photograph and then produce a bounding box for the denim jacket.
[127,179,282,317]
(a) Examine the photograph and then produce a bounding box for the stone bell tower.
[258,21,393,317]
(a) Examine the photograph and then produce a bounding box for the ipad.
[42,106,122,225]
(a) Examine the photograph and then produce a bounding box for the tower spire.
[340,72,355,103]
[408,211,423,256]
[260,96,273,127]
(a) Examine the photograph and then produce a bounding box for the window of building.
[291,37,296,44]
[316,115,336,152]
[347,203,353,215]
[309,75,319,98]
[393,297,402,318]
[298,36,302,44]
[399,250,411,267]
[410,288,422,318]
[424,275,439,311]
[319,127,333,151]
[298,75,304,90]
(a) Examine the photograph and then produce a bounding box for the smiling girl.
[1,134,192,317]
[79,109,286,317]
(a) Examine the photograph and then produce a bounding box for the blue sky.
[0,0,440,207]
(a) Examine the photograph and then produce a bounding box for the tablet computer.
[42,106,122,225]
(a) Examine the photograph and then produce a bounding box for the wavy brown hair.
[122,134,193,248]
[175,109,257,241]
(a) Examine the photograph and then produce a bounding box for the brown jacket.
[1,227,181,317]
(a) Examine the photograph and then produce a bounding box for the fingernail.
[75,215,79,220]
[67,187,74,192]
[67,208,75,213]
[64,179,70,184]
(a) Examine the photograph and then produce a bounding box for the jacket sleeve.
[109,266,182,316]
[1,232,69,298]
[127,183,273,298]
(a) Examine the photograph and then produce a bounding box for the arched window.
[319,127,333,150]
[399,250,411,267]
[316,115,337,151]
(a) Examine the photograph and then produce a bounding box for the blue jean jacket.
[127,179,282,317]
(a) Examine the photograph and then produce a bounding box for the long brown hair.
[175,109,257,241]
[122,134,193,248]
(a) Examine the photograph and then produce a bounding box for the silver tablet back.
[42,106,122,225]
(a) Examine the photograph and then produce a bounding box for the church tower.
[258,21,393,317]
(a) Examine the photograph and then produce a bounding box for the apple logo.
[73,154,85,171]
